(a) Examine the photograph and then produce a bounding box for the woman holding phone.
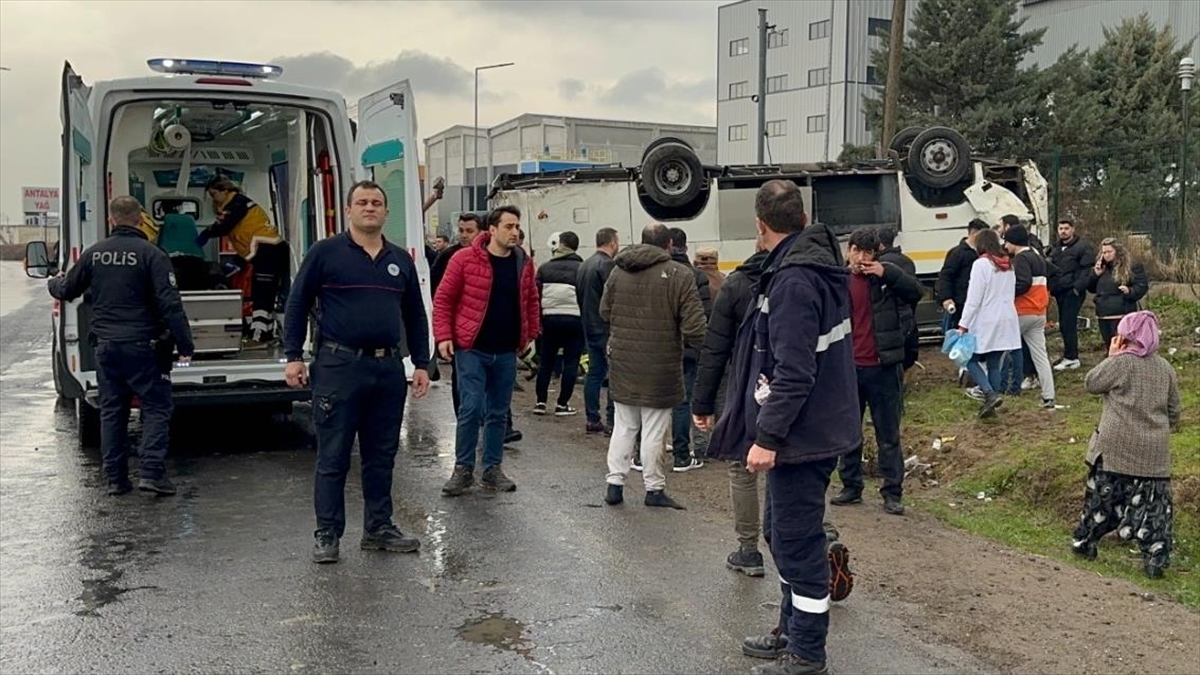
[1088,238,1149,345]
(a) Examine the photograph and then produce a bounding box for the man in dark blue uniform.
[48,196,195,496]
[283,180,432,565]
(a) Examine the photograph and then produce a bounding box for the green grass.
[897,293,1200,609]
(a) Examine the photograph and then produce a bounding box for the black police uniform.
[283,232,430,539]
[48,226,195,488]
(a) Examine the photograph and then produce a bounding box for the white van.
[25,59,433,445]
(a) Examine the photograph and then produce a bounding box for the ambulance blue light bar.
[147,58,283,79]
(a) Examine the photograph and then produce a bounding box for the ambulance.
[24,58,432,445]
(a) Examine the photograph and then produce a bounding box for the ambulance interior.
[106,99,342,360]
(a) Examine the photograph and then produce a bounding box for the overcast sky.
[0,0,723,222]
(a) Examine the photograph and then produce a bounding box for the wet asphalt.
[0,274,992,674]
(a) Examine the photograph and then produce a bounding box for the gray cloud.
[468,0,722,22]
[272,50,473,100]
[597,68,715,109]
[558,78,586,100]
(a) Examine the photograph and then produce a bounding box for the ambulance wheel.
[78,399,101,448]
[906,127,971,189]
[888,126,924,157]
[641,140,703,208]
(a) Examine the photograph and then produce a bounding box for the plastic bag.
[941,329,960,354]
[948,333,976,368]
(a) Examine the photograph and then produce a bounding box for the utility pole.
[756,8,772,164]
[880,0,907,157]
[1180,57,1194,246]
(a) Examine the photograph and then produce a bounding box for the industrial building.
[716,0,1198,165]
[424,114,716,232]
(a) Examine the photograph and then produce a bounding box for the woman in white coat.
[957,228,1022,418]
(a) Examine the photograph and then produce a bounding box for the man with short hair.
[712,180,859,675]
[935,218,988,332]
[534,231,584,416]
[1005,225,1057,408]
[602,223,707,510]
[284,181,432,564]
[434,235,451,253]
[1047,219,1093,370]
[667,226,712,472]
[577,227,619,434]
[830,228,923,516]
[431,213,482,293]
[48,196,195,497]
[435,206,541,496]
[875,227,921,374]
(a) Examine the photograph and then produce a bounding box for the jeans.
[584,337,615,426]
[311,346,406,538]
[535,316,584,407]
[763,457,838,664]
[836,364,905,499]
[1055,291,1084,360]
[94,339,173,482]
[999,345,1024,394]
[454,349,517,470]
[966,351,1008,395]
[672,357,703,462]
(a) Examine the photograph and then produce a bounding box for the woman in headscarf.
[1088,237,1149,346]
[1073,310,1181,578]
[956,228,1022,418]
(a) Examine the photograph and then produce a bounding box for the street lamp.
[473,62,514,211]
[1179,57,1195,241]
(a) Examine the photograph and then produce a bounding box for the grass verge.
[896,292,1200,609]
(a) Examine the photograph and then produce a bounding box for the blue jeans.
[454,349,517,470]
[672,357,701,462]
[584,338,614,426]
[966,351,1008,395]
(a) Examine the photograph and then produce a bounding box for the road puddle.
[457,611,534,660]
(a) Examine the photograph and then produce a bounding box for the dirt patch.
[510,358,1199,674]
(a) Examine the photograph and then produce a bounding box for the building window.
[808,67,829,87]
[730,38,750,56]
[729,81,749,99]
[868,18,892,38]
[766,74,788,93]
[766,120,788,137]
[728,124,748,142]
[809,19,831,40]
[768,28,789,49]
[807,115,827,133]
[866,66,880,85]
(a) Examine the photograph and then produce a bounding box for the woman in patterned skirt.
[1072,310,1181,578]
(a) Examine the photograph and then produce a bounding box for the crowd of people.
[54,171,1182,674]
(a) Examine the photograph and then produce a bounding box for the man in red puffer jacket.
[434,206,541,496]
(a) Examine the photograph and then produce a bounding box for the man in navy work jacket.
[283,180,431,565]
[709,180,860,675]
[48,195,195,497]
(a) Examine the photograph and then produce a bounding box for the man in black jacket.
[576,227,619,433]
[876,228,921,373]
[830,228,923,516]
[48,196,195,496]
[667,227,712,472]
[430,213,481,293]
[935,219,988,331]
[1047,219,1093,370]
[534,231,585,416]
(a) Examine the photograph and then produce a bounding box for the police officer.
[48,196,195,496]
[283,180,432,565]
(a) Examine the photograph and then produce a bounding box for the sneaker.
[442,465,474,496]
[829,488,862,506]
[554,404,578,417]
[1020,376,1039,391]
[1144,561,1165,579]
[1071,540,1097,561]
[979,393,1004,419]
[828,542,854,601]
[312,529,340,564]
[481,466,516,492]
[742,628,789,659]
[644,490,685,509]
[1054,358,1081,371]
[138,476,177,496]
[360,524,420,553]
[883,495,905,515]
[504,429,523,444]
[604,484,623,505]
[1041,398,1056,409]
[585,421,611,436]
[241,338,275,351]
[750,651,829,675]
[532,403,548,415]
[107,479,133,496]
[964,386,986,401]
[631,456,644,472]
[672,457,704,473]
[726,547,766,577]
